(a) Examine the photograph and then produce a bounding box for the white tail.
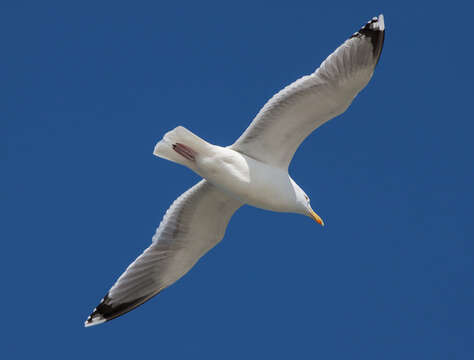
[153,126,212,167]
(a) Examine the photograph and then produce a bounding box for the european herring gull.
[85,14,385,327]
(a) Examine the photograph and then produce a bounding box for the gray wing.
[85,180,242,326]
[231,15,385,169]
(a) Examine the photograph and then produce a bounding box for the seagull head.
[295,187,324,226]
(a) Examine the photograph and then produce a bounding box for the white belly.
[194,146,299,213]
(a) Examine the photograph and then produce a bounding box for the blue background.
[2,1,473,358]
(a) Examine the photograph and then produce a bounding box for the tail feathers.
[153,126,211,166]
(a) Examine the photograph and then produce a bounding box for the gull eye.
[304,195,309,201]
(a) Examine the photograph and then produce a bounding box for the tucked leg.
[172,143,197,161]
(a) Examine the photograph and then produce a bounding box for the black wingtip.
[350,14,385,65]
[84,293,151,327]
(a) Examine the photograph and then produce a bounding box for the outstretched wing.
[231,15,385,169]
[85,180,242,327]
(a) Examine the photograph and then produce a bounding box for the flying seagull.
[85,14,385,327]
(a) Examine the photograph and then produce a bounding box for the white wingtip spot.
[378,14,385,31]
[84,315,106,327]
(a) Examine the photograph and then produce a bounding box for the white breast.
[195,146,299,213]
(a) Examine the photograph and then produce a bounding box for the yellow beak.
[309,209,325,226]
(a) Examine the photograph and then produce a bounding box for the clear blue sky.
[2,1,473,359]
